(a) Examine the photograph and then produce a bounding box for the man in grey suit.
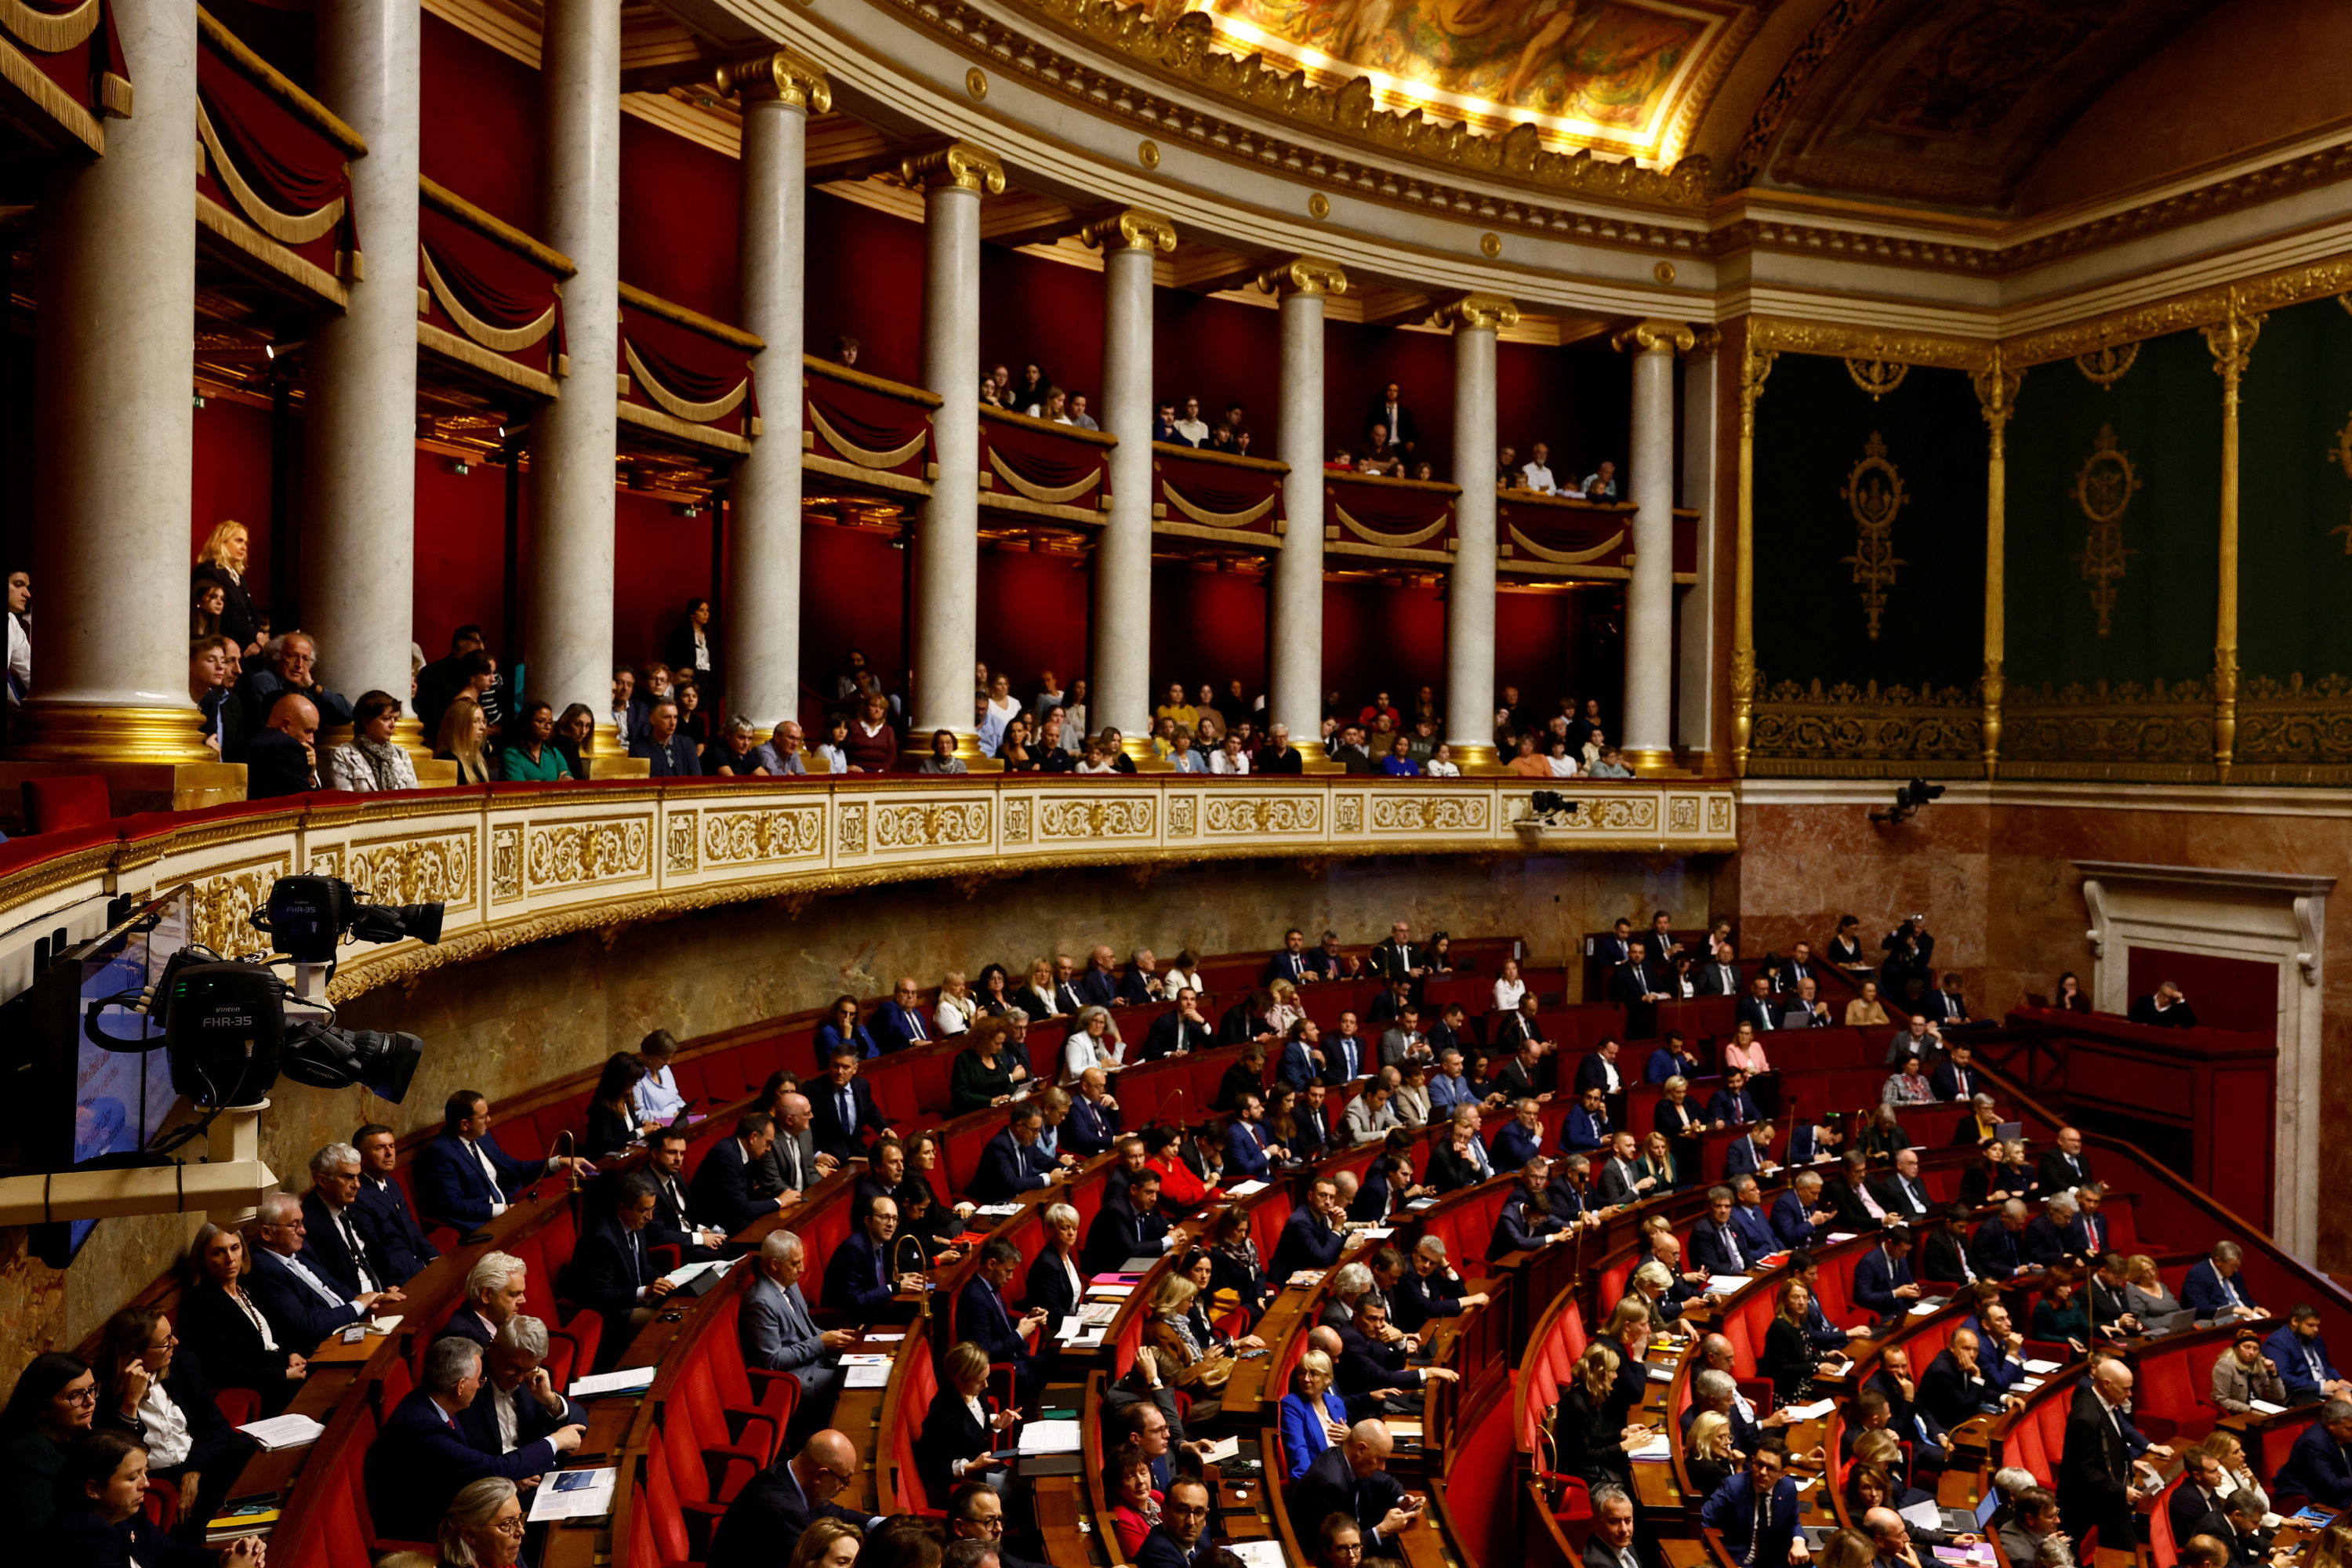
[741,1229,857,1442]
[752,1092,835,1203]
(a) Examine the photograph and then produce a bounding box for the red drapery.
[1325,474,1454,543]
[197,39,358,266]
[418,203,566,371]
[623,306,757,425]
[807,374,934,475]
[982,416,1106,496]
[9,0,129,132]
[1154,446,1283,538]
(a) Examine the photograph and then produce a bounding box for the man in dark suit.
[1559,1086,1612,1155]
[453,1314,585,1461]
[564,1174,677,1356]
[2169,1447,2239,1550]
[1870,1149,1933,1222]
[1594,1132,1651,1207]
[1698,1439,1802,1568]
[2020,1193,2079,1269]
[1735,975,1780,1035]
[1694,942,1742,996]
[1706,1068,1762,1128]
[1690,1185,1755,1275]
[1367,920,1429,985]
[1304,929,1359,981]
[959,1237,1048,1402]
[629,697,701,775]
[811,1047,891,1161]
[364,1334,586,1542]
[2206,1490,2276,1566]
[241,691,321,797]
[1852,1226,1922,1322]
[1084,1169,1171,1274]
[1071,946,1120,1009]
[1573,1039,1625,1098]
[1825,1152,1889,1229]
[1270,928,1314,985]
[300,1142,394,1299]
[1065,1072,1121,1158]
[2127,982,2198,1029]
[2182,1242,2266,1320]
[822,1193,905,1314]
[1490,1099,1546,1171]
[1270,1178,1348,1279]
[1610,942,1668,1040]
[1119,949,1162,1006]
[705,1432,882,1568]
[1772,1173,1836,1252]
[971,1105,1066,1204]
[248,1192,398,1351]
[1593,919,1634,970]
[1294,1082,1338,1160]
[644,1127,728,1260]
[352,1123,440,1283]
[2266,1306,2352,1403]
[2038,1127,2096,1193]
[1922,972,1973,1028]
[691,1112,793,1238]
[1146,990,1216,1062]
[1136,1476,1218,1568]
[413,1089,584,1230]
[1362,383,1420,457]
[741,1230,854,1437]
[870,978,933,1053]
[1289,1420,1418,1558]
[2060,1359,2153,1548]
[1219,991,1276,1048]
[1323,1013,1372,1084]
[1276,1017,1325,1088]
[1929,1044,1981,1103]
[2278,1403,2352,1510]
[1583,1484,1646,1568]
[1494,1162,1567,1259]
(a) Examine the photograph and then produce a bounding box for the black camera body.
[252,875,445,964]
[161,960,286,1107]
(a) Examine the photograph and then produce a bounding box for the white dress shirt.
[633,1064,685,1123]
[137,1379,193,1467]
[1521,462,1558,494]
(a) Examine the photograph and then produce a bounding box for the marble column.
[1443,293,1516,771]
[304,0,422,742]
[904,143,1002,753]
[722,50,829,733]
[1261,257,1346,764]
[1617,319,1693,772]
[1973,349,2020,780]
[13,0,212,765]
[528,0,621,745]
[1088,208,1176,754]
[1730,333,1777,779]
[1676,330,1721,769]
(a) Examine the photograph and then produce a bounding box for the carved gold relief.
[492,826,522,902]
[1255,256,1348,299]
[895,141,1006,195]
[876,801,992,849]
[1334,795,1363,834]
[1999,679,2215,775]
[527,818,651,889]
[2070,423,2140,637]
[1843,358,1907,401]
[838,804,869,857]
[1839,432,1907,641]
[701,807,825,865]
[1748,318,1989,374]
[666,815,699,873]
[1168,797,1196,837]
[2074,343,2137,387]
[188,858,294,959]
[1367,795,1490,833]
[1748,677,1981,775]
[1201,796,1321,836]
[1003,797,1033,845]
[1441,294,1519,333]
[1669,796,1698,833]
[1080,206,1178,254]
[1036,797,1155,839]
[347,832,475,909]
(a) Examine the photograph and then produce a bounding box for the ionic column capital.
[717,48,832,113]
[1440,292,1518,332]
[897,140,1005,195]
[1257,255,1348,298]
[1080,206,1177,255]
[1611,318,1698,356]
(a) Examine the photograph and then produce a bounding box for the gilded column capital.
[1610,318,1697,356]
[1440,292,1518,332]
[2201,292,2263,387]
[1972,347,2020,437]
[717,48,831,113]
[1255,255,1348,298]
[1688,325,1722,358]
[897,141,1005,195]
[1737,341,1777,438]
[1080,207,1178,254]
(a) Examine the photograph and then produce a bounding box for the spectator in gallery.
[437,694,495,784]
[608,664,636,742]
[1521,441,1560,495]
[452,647,508,736]
[1496,445,1518,487]
[703,713,763,776]
[1059,678,1090,751]
[1010,363,1047,412]
[1100,727,1141,773]
[673,677,710,747]
[192,517,263,656]
[834,335,860,367]
[1582,460,1619,499]
[1359,424,1404,476]
[238,630,354,731]
[844,692,898,773]
[1326,445,1355,472]
[917,730,967,775]
[1588,749,1635,779]
[247,692,323,798]
[1210,732,1251,775]
[497,699,569,782]
[997,715,1042,773]
[1069,393,1099,430]
[629,696,700,779]
[330,688,423,793]
[663,597,717,692]
[1168,726,1209,775]
[1174,397,1210,446]
[4,567,24,712]
[191,634,238,756]
[1155,398,1184,445]
[552,703,596,780]
[1260,724,1305,774]
[748,719,809,776]
[191,578,222,638]
[815,713,851,774]
[1031,386,1071,422]
[1545,736,1580,778]
[978,672,1020,755]
[1507,735,1548,777]
[1365,381,1418,456]
[1381,737,1420,777]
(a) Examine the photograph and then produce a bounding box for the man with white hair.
[246,1189,404,1352]
[456,1314,583,1457]
[2022,1191,2079,1268]
[366,1333,585,1541]
[742,1229,857,1438]
[441,1250,529,1347]
[302,1142,393,1298]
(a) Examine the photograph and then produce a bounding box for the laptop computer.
[1938,1490,2004,1535]
[2141,1308,2200,1338]
[1995,1121,2024,1142]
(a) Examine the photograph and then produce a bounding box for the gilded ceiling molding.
[1611,319,1699,356]
[1078,206,1178,254]
[895,140,1007,194]
[714,47,833,113]
[1746,317,1991,373]
[2004,256,2352,368]
[1255,256,1348,298]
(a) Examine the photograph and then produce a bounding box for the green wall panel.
[1751,354,1987,693]
[2238,296,2352,684]
[2004,328,2221,691]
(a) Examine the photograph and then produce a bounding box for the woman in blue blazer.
[815,994,880,1060]
[1278,1350,1351,1479]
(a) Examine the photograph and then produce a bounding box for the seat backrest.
[2139,1347,2197,1425]
[2149,1472,2180,1566]
[645,1432,701,1562]
[22,775,111,834]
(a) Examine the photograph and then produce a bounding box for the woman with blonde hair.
[1279,1349,1348,1478]
[1062,1005,1125,1083]
[1818,1528,1878,1568]
[934,971,978,1038]
[1844,980,1889,1028]
[192,519,262,655]
[1265,978,1305,1035]
[1685,1407,1734,1497]
[789,1518,863,1568]
[438,1476,524,1567]
[1144,1273,1232,1419]
[1557,1342,1648,1489]
[434,693,492,783]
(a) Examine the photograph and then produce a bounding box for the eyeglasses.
[1164,1504,1210,1519]
[488,1514,527,1537]
[61,1387,98,1406]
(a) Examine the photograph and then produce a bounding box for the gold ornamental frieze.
[1746,677,1981,776]
[2070,423,2141,637]
[1839,433,1907,641]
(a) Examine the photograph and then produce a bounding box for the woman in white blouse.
[1490,957,1527,1015]
[934,971,978,1038]
[1163,949,1207,997]
[1265,978,1305,1036]
[977,673,1021,757]
[1425,742,1462,778]
[1063,1005,1127,1083]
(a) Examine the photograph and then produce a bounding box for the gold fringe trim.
[1334,500,1447,549]
[422,244,556,353]
[808,403,927,469]
[0,0,98,56]
[802,453,932,496]
[197,100,344,245]
[1506,524,1626,564]
[196,194,346,304]
[623,339,747,423]
[417,321,559,397]
[987,446,1098,505]
[0,31,98,151]
[617,399,752,455]
[1160,481,1276,529]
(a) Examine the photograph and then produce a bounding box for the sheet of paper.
[1014,1418,1083,1455]
[2021,1358,2061,1374]
[1200,1436,1242,1463]
[1793,1479,1817,1493]
[1358,1227,1396,1240]
[527,1467,617,1523]
[1908,1301,1940,1316]
[1827,1232,1858,1243]
[366,1315,402,1334]
[1898,1500,1945,1532]
[1708,1275,1751,1294]
[1225,1180,1269,1196]
[866,1332,906,1343]
[1646,1363,1675,1383]
[570,1366,659,1398]
[237,1414,325,1450]
[1628,1434,1671,1462]
[838,1352,894,1367]
[1228,1542,1288,1568]
[1781,1399,1835,1420]
[2249,1399,2288,1415]
[1087,1284,1135,1300]
[843,1363,891,1389]
[973,1203,1023,1216]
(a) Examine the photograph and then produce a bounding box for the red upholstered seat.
[22,775,111,833]
[648,1425,726,1560]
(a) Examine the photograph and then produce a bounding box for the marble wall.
[7,848,1714,1361]
[1731,781,2352,1269]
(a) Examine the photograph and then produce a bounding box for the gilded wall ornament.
[1138,139,1160,168]
[1479,232,1501,259]
[2070,423,2141,637]
[1839,432,1907,640]
[1843,358,1907,401]
[2074,343,2137,387]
